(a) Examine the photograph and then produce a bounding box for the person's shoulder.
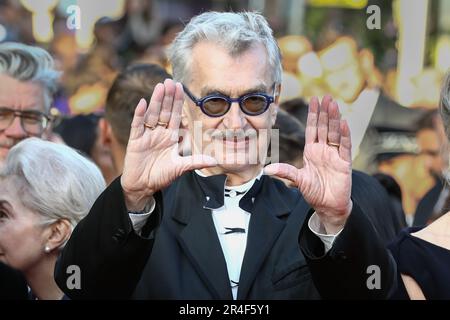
[389,227,420,250]
[411,214,450,251]
[388,226,428,268]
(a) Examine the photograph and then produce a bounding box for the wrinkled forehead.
[0,74,47,112]
[187,41,272,92]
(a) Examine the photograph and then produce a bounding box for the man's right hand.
[121,79,217,211]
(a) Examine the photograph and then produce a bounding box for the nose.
[223,102,246,129]
[4,116,27,139]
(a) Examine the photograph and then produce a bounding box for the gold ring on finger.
[143,122,156,130]
[327,142,340,148]
[157,121,168,128]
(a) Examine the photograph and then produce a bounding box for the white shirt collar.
[194,169,263,193]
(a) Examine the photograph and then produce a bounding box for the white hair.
[0,138,105,243]
[0,42,60,112]
[167,11,282,85]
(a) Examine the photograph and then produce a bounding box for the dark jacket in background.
[414,177,444,226]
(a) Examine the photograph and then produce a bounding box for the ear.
[271,83,281,127]
[274,83,282,104]
[45,219,72,252]
[99,118,113,146]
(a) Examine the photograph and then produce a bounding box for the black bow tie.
[194,172,265,211]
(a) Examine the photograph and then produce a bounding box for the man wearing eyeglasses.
[56,12,396,300]
[0,42,59,166]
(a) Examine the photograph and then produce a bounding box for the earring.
[44,246,51,253]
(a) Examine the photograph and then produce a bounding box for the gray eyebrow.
[200,84,269,97]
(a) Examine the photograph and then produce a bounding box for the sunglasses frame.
[183,84,276,117]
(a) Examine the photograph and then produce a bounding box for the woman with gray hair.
[0,138,105,299]
[388,71,450,300]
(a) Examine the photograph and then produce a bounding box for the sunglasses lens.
[203,97,229,116]
[242,95,268,115]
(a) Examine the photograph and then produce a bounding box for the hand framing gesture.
[121,79,217,211]
[265,96,352,234]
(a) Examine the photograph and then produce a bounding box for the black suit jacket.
[55,171,396,299]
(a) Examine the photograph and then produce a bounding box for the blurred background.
[1,0,450,225]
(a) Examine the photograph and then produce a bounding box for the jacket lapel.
[170,172,297,300]
[172,172,233,300]
[237,177,293,299]
[177,208,233,299]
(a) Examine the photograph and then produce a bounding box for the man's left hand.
[265,95,352,234]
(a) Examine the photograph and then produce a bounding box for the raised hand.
[121,79,217,211]
[264,96,352,234]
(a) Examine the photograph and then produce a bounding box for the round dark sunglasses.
[183,84,276,117]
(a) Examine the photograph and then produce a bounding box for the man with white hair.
[0,42,59,166]
[56,11,396,299]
